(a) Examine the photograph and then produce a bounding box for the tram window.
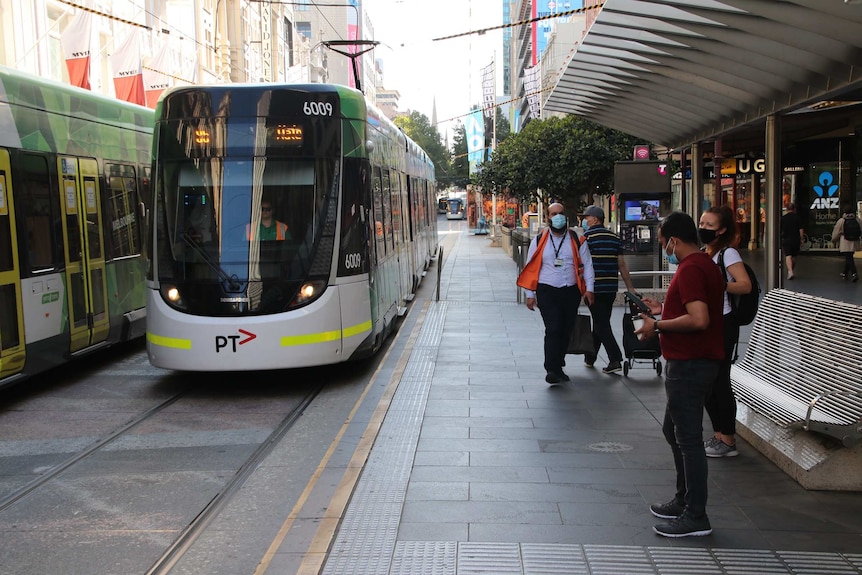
[390,172,403,247]
[382,170,394,252]
[0,284,20,349]
[372,168,386,260]
[83,177,102,260]
[19,155,59,272]
[106,166,140,258]
[0,173,12,272]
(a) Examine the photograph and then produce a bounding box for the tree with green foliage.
[473,115,644,212]
[450,121,470,188]
[393,111,452,190]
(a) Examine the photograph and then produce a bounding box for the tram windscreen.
[156,155,336,315]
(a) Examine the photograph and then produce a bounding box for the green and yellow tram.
[146,83,437,371]
[0,66,153,388]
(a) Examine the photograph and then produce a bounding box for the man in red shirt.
[636,211,724,538]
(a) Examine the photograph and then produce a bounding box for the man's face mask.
[550,214,567,229]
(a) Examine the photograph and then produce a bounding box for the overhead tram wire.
[430,3,603,126]
[431,3,603,42]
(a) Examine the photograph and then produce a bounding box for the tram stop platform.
[206,224,862,575]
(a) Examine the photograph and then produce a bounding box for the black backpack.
[718,249,760,326]
[843,216,861,241]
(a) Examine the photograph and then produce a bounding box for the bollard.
[436,245,444,302]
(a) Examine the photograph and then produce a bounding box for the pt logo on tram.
[215,329,257,353]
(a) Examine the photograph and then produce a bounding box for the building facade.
[0,0,385,107]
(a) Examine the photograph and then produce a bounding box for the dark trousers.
[704,312,740,436]
[536,283,581,374]
[587,292,623,364]
[662,359,720,518]
[842,252,858,277]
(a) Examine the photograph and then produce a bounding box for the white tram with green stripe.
[0,66,153,388]
[146,84,437,371]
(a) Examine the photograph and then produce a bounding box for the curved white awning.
[544,0,862,149]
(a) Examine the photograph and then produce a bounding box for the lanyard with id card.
[549,232,565,267]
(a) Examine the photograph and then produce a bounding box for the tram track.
[0,387,192,515]
[0,343,365,575]
[145,382,325,575]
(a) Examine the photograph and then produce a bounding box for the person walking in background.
[633,212,725,538]
[699,206,752,458]
[517,202,595,384]
[832,206,862,282]
[780,203,804,280]
[581,205,636,374]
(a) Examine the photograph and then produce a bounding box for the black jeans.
[842,252,858,277]
[588,292,623,364]
[704,312,740,436]
[662,359,720,518]
[536,283,581,374]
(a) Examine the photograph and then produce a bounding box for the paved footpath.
[321,223,862,575]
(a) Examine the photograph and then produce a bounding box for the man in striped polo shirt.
[582,205,636,374]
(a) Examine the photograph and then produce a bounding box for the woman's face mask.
[698,228,718,245]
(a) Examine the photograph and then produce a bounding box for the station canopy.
[544,0,862,151]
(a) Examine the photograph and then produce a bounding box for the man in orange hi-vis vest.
[247,200,291,241]
[517,202,595,384]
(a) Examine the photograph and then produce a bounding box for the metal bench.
[730,289,862,447]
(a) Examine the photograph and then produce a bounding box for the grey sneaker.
[705,440,738,458]
[703,436,720,449]
[649,498,685,519]
[653,511,712,538]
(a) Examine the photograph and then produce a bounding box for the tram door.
[58,157,109,352]
[0,149,25,378]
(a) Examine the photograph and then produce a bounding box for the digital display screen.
[270,124,304,147]
[625,200,660,222]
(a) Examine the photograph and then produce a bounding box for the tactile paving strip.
[321,301,862,575]
[321,302,446,575]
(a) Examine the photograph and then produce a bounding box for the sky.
[362,0,504,146]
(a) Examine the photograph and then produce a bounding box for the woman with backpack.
[698,206,752,458]
[832,206,862,282]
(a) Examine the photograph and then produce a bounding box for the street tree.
[474,115,644,212]
[394,111,453,190]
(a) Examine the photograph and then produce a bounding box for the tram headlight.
[294,280,326,305]
[159,283,187,310]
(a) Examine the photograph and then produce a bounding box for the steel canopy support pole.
[765,114,782,292]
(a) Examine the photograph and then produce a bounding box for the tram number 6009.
[344,252,361,269]
[303,101,333,116]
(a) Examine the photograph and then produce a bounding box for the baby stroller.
[621,292,662,377]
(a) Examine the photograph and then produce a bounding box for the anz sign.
[810,171,840,210]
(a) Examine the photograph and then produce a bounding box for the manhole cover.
[587,442,633,453]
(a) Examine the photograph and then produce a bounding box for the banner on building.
[60,11,93,90]
[143,42,172,109]
[481,60,495,119]
[466,109,485,175]
[524,65,542,120]
[112,30,145,106]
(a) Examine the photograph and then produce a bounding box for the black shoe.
[841,273,847,280]
[653,511,712,538]
[558,370,570,381]
[584,356,596,368]
[649,498,684,519]
[853,274,859,283]
[602,362,622,374]
[545,372,562,384]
